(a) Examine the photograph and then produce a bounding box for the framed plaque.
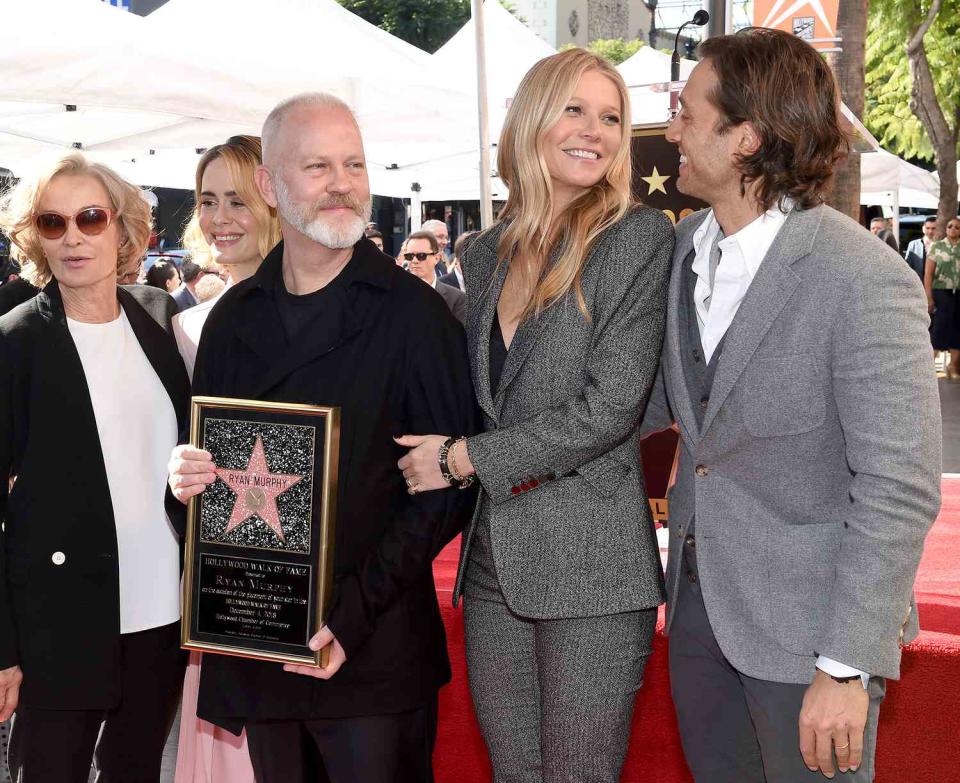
[182,396,340,667]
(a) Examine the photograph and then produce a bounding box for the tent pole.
[410,186,423,232]
[893,188,900,244]
[472,0,494,229]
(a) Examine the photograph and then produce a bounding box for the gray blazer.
[453,207,675,618]
[642,204,941,683]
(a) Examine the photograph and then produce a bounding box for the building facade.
[510,0,654,48]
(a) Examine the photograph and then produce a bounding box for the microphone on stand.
[670,9,709,116]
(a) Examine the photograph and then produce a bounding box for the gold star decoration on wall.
[641,166,671,196]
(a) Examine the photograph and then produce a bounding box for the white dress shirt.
[692,206,789,364]
[692,204,869,686]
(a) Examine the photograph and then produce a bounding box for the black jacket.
[0,282,190,709]
[193,239,478,727]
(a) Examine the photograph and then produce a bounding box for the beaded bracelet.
[449,438,476,489]
[438,437,476,489]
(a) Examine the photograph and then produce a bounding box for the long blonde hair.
[496,48,634,320]
[182,135,281,264]
[0,152,152,288]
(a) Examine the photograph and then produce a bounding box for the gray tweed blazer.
[453,207,675,618]
[641,204,942,683]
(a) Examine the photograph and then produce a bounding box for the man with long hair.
[642,28,940,781]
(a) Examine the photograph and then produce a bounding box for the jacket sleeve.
[0,331,19,670]
[323,299,480,659]
[818,256,941,679]
[467,209,675,504]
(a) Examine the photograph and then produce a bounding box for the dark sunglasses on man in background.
[34,207,115,240]
[403,251,435,262]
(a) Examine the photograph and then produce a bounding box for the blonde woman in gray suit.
[397,49,674,782]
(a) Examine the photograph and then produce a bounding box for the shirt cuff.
[816,655,870,689]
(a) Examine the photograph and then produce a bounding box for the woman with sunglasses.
[396,49,673,781]
[0,152,190,782]
[173,136,279,783]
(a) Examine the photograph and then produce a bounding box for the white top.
[172,289,225,380]
[690,205,869,686]
[67,310,180,634]
[691,205,790,364]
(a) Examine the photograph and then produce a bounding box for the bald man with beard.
[168,93,478,783]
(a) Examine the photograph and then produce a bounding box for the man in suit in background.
[904,215,938,281]
[641,28,941,782]
[169,260,202,312]
[439,231,476,292]
[422,219,451,278]
[404,230,466,324]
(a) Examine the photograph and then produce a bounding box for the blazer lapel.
[699,206,822,436]
[469,230,507,420]
[118,287,191,435]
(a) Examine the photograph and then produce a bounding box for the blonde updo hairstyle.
[182,135,281,265]
[495,48,634,320]
[0,152,152,288]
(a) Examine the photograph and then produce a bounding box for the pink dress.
[174,653,254,783]
[173,294,256,783]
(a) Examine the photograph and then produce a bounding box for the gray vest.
[677,248,725,536]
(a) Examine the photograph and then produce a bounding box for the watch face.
[793,16,815,39]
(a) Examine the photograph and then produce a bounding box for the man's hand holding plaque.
[171,397,340,670]
[168,444,217,502]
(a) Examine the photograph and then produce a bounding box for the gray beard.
[274,177,371,249]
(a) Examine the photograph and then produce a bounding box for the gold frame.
[181,396,340,668]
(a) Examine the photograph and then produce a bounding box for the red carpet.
[431,478,960,782]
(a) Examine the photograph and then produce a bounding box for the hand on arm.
[395,435,476,494]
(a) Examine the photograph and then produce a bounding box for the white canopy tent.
[861,150,940,210]
[618,47,697,127]
[0,0,482,201]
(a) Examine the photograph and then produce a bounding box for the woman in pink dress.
[173,135,280,782]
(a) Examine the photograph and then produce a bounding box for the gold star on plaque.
[641,166,671,196]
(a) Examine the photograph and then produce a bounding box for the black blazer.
[0,282,190,709]
[192,239,478,728]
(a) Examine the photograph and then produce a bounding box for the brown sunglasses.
[34,207,115,240]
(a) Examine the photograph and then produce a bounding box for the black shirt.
[489,314,508,395]
[275,261,350,342]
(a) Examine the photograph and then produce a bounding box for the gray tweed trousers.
[463,514,656,783]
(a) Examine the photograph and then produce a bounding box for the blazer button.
[51,551,66,566]
[700,396,709,410]
[695,464,708,477]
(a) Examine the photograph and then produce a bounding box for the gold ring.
[835,742,849,750]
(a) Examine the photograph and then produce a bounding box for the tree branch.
[907,0,943,54]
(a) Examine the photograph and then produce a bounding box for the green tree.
[560,38,646,65]
[337,0,471,53]
[825,0,867,220]
[866,0,959,229]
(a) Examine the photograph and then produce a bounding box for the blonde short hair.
[0,152,152,288]
[182,135,281,263]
